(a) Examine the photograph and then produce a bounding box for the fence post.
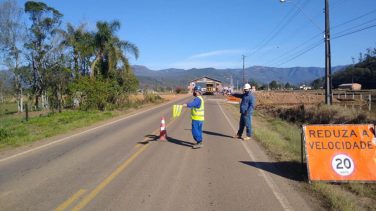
[353,94,354,99]
[25,104,28,122]
[360,94,362,100]
[345,93,347,99]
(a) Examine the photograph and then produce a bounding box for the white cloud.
[169,61,242,69]
[189,49,246,59]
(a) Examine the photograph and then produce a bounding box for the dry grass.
[274,104,373,125]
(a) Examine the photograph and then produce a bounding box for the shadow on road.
[141,134,194,148]
[240,161,307,182]
[203,130,233,138]
[167,137,194,147]
[184,129,233,138]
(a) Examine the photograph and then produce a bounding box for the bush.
[143,94,163,103]
[175,87,183,94]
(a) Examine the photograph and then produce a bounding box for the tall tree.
[0,0,27,112]
[24,1,63,108]
[269,80,278,90]
[58,22,87,76]
[90,20,139,79]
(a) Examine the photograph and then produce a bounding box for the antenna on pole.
[242,55,245,88]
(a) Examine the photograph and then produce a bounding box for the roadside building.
[187,76,222,93]
[338,83,361,90]
[299,85,312,90]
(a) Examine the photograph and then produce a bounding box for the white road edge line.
[216,100,294,211]
[0,96,190,163]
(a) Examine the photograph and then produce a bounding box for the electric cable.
[244,0,311,57]
[332,23,376,40]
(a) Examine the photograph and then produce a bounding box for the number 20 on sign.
[303,124,376,182]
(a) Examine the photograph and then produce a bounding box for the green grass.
[309,182,359,211]
[0,103,18,116]
[0,110,117,148]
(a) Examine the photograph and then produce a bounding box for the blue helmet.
[193,85,202,91]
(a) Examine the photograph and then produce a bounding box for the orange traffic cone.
[158,116,167,141]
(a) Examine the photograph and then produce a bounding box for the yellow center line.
[71,143,150,211]
[53,189,86,211]
[71,109,188,211]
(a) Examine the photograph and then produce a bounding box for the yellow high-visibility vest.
[191,96,204,121]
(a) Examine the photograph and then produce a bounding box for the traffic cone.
[158,116,167,141]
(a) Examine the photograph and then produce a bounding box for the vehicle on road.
[206,82,214,95]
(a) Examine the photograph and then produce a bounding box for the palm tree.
[58,22,87,75]
[90,20,139,79]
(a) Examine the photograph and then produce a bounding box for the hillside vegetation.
[311,47,376,89]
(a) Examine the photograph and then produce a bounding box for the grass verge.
[0,110,116,148]
[223,102,376,211]
[0,94,169,149]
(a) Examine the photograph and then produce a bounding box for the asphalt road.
[0,95,314,211]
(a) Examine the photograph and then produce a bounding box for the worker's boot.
[232,134,242,139]
[192,142,203,149]
[243,136,251,141]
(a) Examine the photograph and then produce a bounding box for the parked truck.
[206,82,214,95]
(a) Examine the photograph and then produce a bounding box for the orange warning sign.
[303,124,376,182]
[227,95,241,104]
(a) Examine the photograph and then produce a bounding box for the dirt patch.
[253,91,340,105]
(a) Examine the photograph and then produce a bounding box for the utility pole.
[280,0,332,105]
[325,0,332,105]
[242,55,245,88]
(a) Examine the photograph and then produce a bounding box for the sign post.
[303,124,376,182]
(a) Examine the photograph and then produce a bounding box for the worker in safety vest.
[183,86,205,149]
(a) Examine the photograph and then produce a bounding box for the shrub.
[276,104,372,124]
[175,87,182,94]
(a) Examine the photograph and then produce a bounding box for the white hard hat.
[243,83,251,89]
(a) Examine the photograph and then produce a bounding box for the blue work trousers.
[238,114,252,137]
[192,120,203,143]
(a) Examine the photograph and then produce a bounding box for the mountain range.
[131,65,348,88]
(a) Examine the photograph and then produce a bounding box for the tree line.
[247,79,293,90]
[0,0,140,112]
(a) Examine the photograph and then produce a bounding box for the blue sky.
[16,0,376,70]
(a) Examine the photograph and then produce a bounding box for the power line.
[243,0,303,57]
[273,40,324,67]
[262,32,322,66]
[270,22,376,67]
[331,9,376,30]
[332,23,376,40]
[272,22,376,67]
[263,13,376,67]
[332,18,376,37]
[245,0,311,57]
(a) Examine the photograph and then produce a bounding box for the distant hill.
[131,65,348,88]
